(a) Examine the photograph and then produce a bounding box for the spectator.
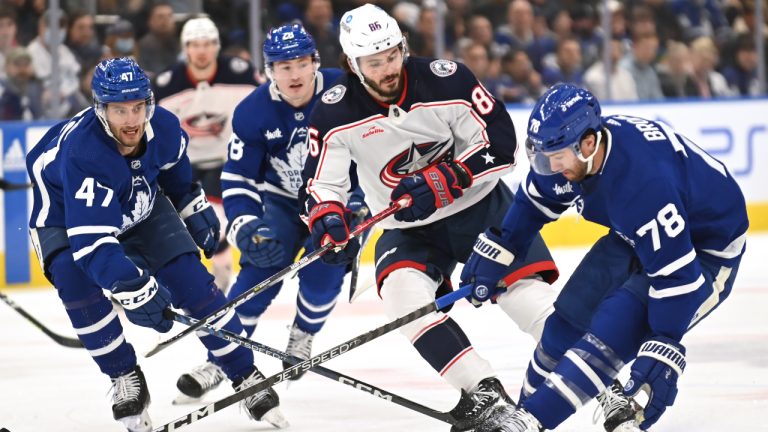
[570,3,603,68]
[541,36,584,87]
[137,1,179,78]
[66,11,101,69]
[27,10,82,118]
[496,0,535,52]
[0,6,19,79]
[499,49,544,103]
[584,38,638,102]
[657,40,698,98]
[10,0,44,45]
[0,46,44,120]
[465,14,508,59]
[619,32,663,100]
[722,34,760,96]
[408,5,437,58]
[461,41,512,101]
[303,0,341,68]
[472,0,510,28]
[689,36,734,98]
[641,0,684,45]
[671,0,730,42]
[105,19,138,59]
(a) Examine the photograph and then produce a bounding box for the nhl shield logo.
[322,85,347,104]
[429,60,457,77]
[130,160,141,170]
[294,112,304,121]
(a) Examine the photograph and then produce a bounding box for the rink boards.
[1,98,766,287]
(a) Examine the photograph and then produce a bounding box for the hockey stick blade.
[154,284,470,431]
[0,291,83,348]
[145,199,407,358]
[169,311,457,425]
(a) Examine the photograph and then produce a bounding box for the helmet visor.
[525,138,580,176]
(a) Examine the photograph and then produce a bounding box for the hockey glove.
[390,161,472,222]
[111,269,173,333]
[177,183,220,258]
[309,201,361,265]
[228,216,285,268]
[460,227,516,307]
[624,336,686,430]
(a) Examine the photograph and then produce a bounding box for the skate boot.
[449,377,516,432]
[110,365,152,432]
[174,361,226,403]
[234,367,289,429]
[594,380,642,432]
[281,323,314,380]
[479,407,542,432]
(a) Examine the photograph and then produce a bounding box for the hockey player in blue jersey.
[301,5,562,431]
[26,58,287,431]
[174,24,366,399]
[461,83,748,431]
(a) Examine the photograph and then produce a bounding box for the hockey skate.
[449,377,516,432]
[281,323,314,380]
[110,365,152,432]
[234,367,289,429]
[174,360,226,404]
[594,380,642,432]
[478,407,543,432]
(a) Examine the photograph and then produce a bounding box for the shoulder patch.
[229,57,249,74]
[155,70,172,87]
[321,84,346,104]
[430,60,457,77]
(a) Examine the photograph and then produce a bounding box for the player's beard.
[365,72,404,101]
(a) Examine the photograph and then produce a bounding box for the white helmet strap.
[576,130,602,174]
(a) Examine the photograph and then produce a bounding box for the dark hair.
[0,5,17,22]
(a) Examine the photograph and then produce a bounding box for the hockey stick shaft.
[154,284,471,431]
[348,212,372,302]
[168,311,456,424]
[0,178,33,191]
[146,199,407,358]
[0,291,83,348]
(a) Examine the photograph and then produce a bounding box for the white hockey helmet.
[339,3,407,84]
[181,17,220,46]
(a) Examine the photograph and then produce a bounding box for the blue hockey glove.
[624,336,686,430]
[308,201,361,265]
[111,270,173,333]
[460,227,516,307]
[228,216,285,268]
[390,161,472,222]
[346,192,370,231]
[177,183,220,258]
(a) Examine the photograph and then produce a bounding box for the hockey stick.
[0,291,83,348]
[145,199,408,358]
[0,178,33,191]
[168,311,457,424]
[348,209,372,303]
[154,284,471,431]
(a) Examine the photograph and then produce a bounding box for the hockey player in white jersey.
[26,58,285,431]
[154,17,258,290]
[461,84,748,431]
[301,4,560,430]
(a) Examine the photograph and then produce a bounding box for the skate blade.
[261,406,290,429]
[172,393,203,405]
[612,420,643,432]
[118,409,152,432]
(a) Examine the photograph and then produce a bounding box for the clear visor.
[525,138,581,175]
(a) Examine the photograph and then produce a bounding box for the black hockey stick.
[0,178,33,191]
[0,291,83,348]
[153,284,471,431]
[168,311,457,425]
[145,199,408,358]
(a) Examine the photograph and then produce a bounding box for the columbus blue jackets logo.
[181,112,228,137]
[429,60,457,77]
[322,85,346,104]
[380,140,453,187]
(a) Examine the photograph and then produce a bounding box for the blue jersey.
[221,68,343,226]
[27,107,193,289]
[502,115,748,339]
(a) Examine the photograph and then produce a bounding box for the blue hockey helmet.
[263,24,319,66]
[526,83,602,175]
[92,57,155,125]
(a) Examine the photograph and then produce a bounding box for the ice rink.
[1,235,766,432]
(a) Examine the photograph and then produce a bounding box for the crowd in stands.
[0,0,766,121]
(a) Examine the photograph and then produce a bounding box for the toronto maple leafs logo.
[269,127,308,195]
[121,175,155,232]
[380,139,453,187]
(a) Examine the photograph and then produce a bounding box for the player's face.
[105,100,147,154]
[270,55,316,107]
[186,39,218,70]
[358,46,404,101]
[544,147,587,181]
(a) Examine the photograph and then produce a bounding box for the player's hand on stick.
[309,201,361,265]
[459,227,515,307]
[346,194,370,230]
[624,336,686,429]
[230,217,285,267]
[178,183,220,258]
[111,269,173,333]
[390,161,471,222]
